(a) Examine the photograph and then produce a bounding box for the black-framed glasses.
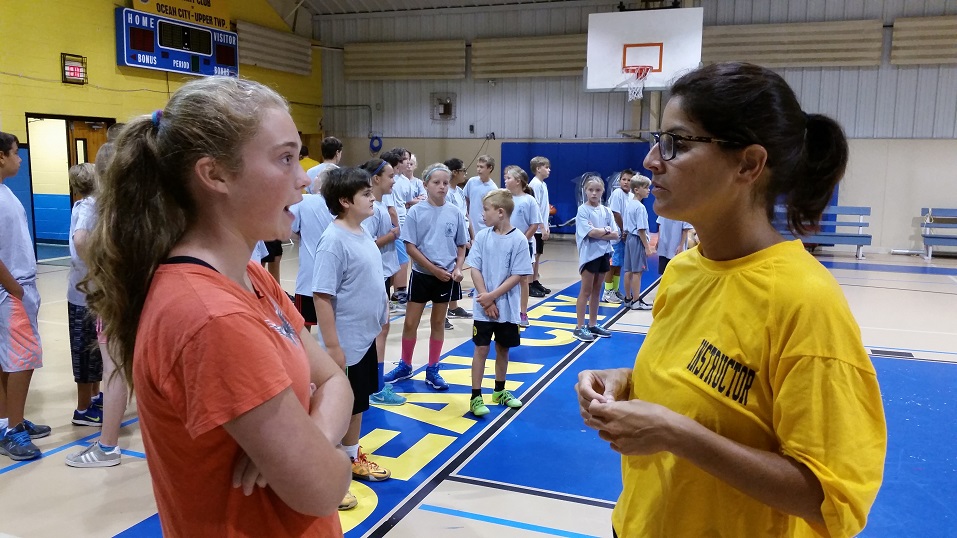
[650,131,745,161]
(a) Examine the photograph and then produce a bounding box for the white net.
[623,66,651,102]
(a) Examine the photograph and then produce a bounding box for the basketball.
[549,204,557,215]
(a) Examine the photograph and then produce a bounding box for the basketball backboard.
[586,7,703,93]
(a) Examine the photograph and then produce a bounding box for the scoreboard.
[115,7,238,77]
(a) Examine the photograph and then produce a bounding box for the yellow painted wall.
[0,0,322,140]
[27,119,70,195]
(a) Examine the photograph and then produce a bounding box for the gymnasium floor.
[2,238,956,537]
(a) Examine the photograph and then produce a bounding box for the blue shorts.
[396,239,409,265]
[611,240,625,267]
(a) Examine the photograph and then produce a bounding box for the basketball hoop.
[623,65,652,101]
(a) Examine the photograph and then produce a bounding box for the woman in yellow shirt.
[577,62,886,538]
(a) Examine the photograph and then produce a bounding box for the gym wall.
[318,0,957,253]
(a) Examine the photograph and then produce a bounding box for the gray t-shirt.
[0,184,37,303]
[575,203,618,271]
[463,176,498,232]
[623,198,650,236]
[361,199,400,278]
[312,222,387,367]
[447,186,467,218]
[67,197,96,305]
[509,193,543,243]
[467,227,532,324]
[529,177,550,229]
[305,162,338,193]
[657,216,694,259]
[391,174,414,226]
[401,201,469,273]
[291,193,335,296]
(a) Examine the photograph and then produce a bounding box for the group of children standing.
[288,146,558,511]
[571,170,658,342]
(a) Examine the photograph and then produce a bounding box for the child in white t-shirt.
[467,189,532,417]
[573,176,619,343]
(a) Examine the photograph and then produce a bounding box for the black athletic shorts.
[472,320,521,348]
[581,253,611,275]
[534,233,544,255]
[409,270,459,304]
[294,294,317,327]
[658,255,672,275]
[261,239,284,263]
[347,342,378,415]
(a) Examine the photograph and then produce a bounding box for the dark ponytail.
[670,62,849,236]
[784,113,848,234]
[360,158,387,177]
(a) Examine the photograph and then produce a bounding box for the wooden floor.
[3,238,956,537]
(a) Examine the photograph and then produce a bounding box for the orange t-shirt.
[133,259,342,537]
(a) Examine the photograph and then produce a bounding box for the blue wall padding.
[6,148,35,241]
[501,141,658,234]
[33,194,71,241]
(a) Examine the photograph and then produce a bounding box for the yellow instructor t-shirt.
[613,240,886,538]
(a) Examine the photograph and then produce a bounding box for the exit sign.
[61,53,87,85]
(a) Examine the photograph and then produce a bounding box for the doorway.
[24,114,113,260]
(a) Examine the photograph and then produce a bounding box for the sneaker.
[614,290,627,302]
[370,384,407,406]
[467,288,475,298]
[339,490,358,511]
[445,318,454,330]
[573,326,595,342]
[395,290,409,304]
[519,313,530,328]
[469,395,489,417]
[352,448,391,481]
[529,286,546,298]
[384,361,413,383]
[0,423,42,461]
[634,300,653,311]
[447,307,473,319]
[532,281,551,294]
[425,364,449,391]
[72,406,104,427]
[601,290,621,304]
[22,419,51,440]
[65,441,121,468]
[90,392,104,410]
[390,301,406,314]
[589,325,612,338]
[622,298,634,309]
[492,389,523,409]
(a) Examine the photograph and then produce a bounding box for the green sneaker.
[469,395,489,417]
[492,389,523,409]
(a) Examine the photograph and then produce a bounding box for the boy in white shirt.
[0,132,50,460]
[528,156,551,297]
[603,169,635,304]
[467,189,532,417]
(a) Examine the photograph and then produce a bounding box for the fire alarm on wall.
[430,92,456,121]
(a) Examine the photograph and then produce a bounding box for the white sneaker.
[65,441,121,468]
[601,290,621,304]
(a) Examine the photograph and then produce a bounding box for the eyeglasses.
[649,131,745,162]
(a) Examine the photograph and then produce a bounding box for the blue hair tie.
[373,160,387,176]
[151,110,163,127]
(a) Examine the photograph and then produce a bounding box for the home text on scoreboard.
[115,7,238,77]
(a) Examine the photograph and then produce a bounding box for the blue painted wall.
[5,147,35,242]
[33,193,71,242]
[501,141,658,234]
